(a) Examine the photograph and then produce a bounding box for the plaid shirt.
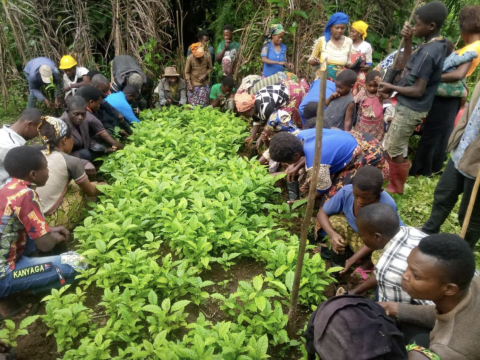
[0,178,50,278]
[375,226,434,305]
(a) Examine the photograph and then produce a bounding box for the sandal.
[352,266,372,282]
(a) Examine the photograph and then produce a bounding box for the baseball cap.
[39,65,53,84]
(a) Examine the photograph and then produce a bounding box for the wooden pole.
[288,61,328,331]
[460,167,480,238]
[391,0,422,69]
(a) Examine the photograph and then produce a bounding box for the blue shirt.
[323,184,405,232]
[299,79,336,125]
[297,129,357,173]
[451,97,480,179]
[105,92,140,124]
[23,57,62,101]
[261,42,287,78]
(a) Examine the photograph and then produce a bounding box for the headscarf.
[266,110,299,135]
[324,12,349,42]
[190,42,205,58]
[265,24,285,43]
[234,93,256,113]
[351,21,368,40]
[37,116,69,155]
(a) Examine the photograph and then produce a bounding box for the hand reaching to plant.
[244,135,254,145]
[51,226,70,240]
[330,232,346,254]
[54,97,61,109]
[84,162,97,177]
[339,256,356,275]
[286,164,300,182]
[44,99,52,109]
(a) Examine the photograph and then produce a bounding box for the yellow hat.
[59,55,77,70]
[352,21,368,40]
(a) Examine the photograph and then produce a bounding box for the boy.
[379,1,448,194]
[0,146,86,319]
[381,234,480,359]
[210,75,236,112]
[317,166,403,270]
[348,203,432,306]
[324,69,356,131]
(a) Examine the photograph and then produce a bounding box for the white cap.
[39,65,53,84]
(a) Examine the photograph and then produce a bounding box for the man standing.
[0,109,43,184]
[23,57,62,109]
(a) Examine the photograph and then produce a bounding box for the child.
[316,166,403,271]
[216,25,240,76]
[348,203,432,306]
[379,1,448,194]
[349,20,373,102]
[36,117,101,230]
[0,146,86,317]
[355,70,384,140]
[261,24,294,78]
[210,76,236,112]
[324,69,356,130]
[411,6,480,177]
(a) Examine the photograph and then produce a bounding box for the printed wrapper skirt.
[187,84,211,108]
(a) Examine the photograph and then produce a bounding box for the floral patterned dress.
[350,41,373,103]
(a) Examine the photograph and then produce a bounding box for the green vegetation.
[41,107,339,358]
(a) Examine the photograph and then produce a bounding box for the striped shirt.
[375,226,434,305]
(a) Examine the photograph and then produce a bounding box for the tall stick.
[391,0,422,69]
[288,61,327,330]
[460,167,480,238]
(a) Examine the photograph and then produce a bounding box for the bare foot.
[0,298,33,321]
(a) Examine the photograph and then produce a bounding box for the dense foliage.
[41,107,339,358]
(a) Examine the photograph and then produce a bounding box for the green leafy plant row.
[41,107,337,358]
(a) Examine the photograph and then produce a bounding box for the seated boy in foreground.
[348,203,432,306]
[381,234,480,359]
[0,146,86,319]
[316,166,403,271]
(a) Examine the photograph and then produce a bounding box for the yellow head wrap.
[352,21,368,40]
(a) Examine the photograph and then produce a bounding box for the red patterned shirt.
[0,178,50,278]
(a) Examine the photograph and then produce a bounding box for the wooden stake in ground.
[460,167,480,238]
[287,61,328,332]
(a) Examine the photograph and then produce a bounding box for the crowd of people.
[1,1,480,358]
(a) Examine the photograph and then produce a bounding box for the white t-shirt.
[63,66,89,97]
[0,125,26,185]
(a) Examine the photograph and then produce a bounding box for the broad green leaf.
[287,249,295,264]
[253,276,263,292]
[291,198,308,209]
[148,290,158,305]
[161,298,171,312]
[255,296,267,312]
[171,300,191,312]
[274,265,288,278]
[95,240,107,254]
